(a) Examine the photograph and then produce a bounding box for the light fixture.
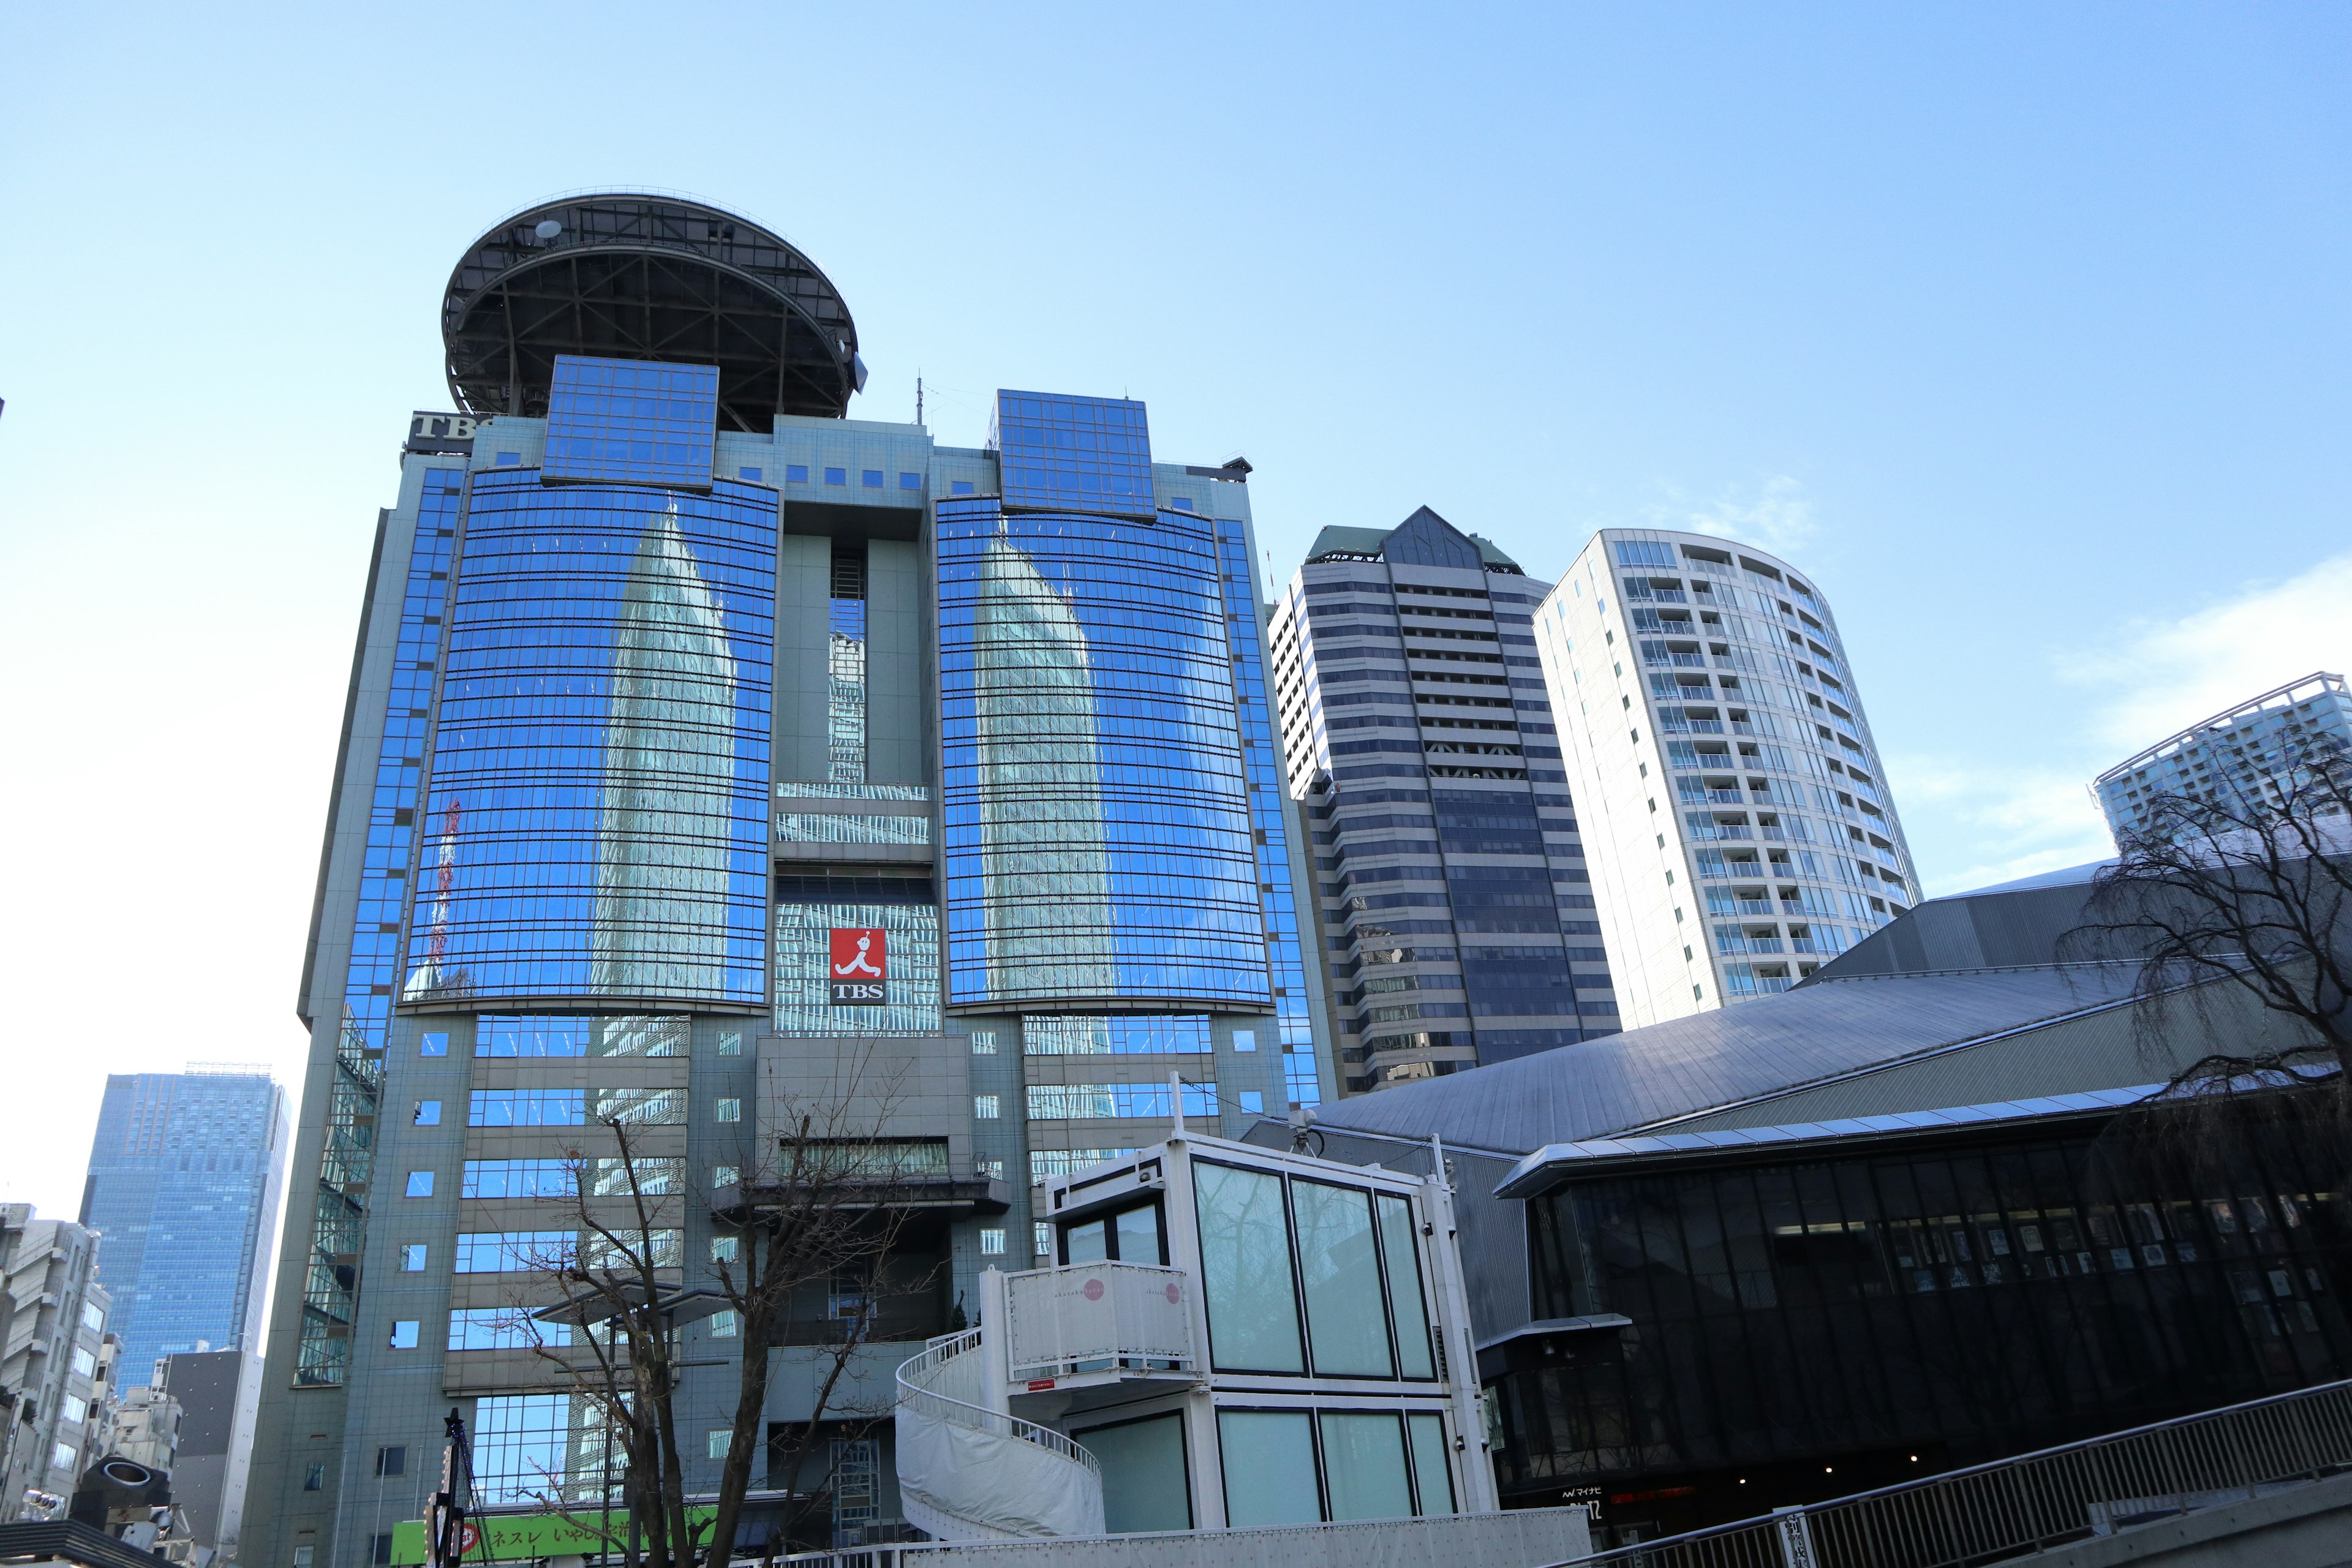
[533,219,562,241]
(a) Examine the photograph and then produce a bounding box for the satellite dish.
[534,220,563,241]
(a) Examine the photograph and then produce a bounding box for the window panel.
[1194,1163,1303,1373]
[1408,1413,1454,1515]
[1378,1193,1436,1379]
[1320,1411,1411,1521]
[1295,1181,1393,1376]
[1217,1411,1320,1527]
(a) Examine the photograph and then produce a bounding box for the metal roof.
[1305,964,2149,1159]
[1493,1082,2160,1197]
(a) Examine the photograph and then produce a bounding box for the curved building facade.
[1535,530,1918,1028]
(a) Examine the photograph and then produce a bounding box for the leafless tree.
[504,1048,941,1566]
[2062,734,2352,1180]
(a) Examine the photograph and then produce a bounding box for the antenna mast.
[916,376,924,427]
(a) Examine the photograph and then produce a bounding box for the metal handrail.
[1547,1375,2352,1568]
[894,1329,1104,1479]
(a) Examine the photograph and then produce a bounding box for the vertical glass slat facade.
[402,467,775,1006]
[299,465,462,1384]
[1215,517,1319,1103]
[936,497,1270,1009]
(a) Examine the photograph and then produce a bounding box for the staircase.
[893,1327,1106,1541]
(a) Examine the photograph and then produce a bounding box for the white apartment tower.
[1534,530,1920,1027]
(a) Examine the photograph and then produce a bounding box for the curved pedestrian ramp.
[1544,1376,2352,1568]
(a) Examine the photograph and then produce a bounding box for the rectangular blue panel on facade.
[993,390,1156,519]
[935,489,1272,1012]
[543,356,720,489]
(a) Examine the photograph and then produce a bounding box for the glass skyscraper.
[247,194,1331,1568]
[79,1069,288,1378]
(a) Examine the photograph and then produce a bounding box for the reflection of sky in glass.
[543,356,719,489]
[473,1394,616,1505]
[938,500,1270,1009]
[402,470,773,1006]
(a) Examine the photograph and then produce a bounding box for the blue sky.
[1,2,2346,1212]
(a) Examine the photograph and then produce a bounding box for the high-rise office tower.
[1534,529,1918,1028]
[1268,508,1619,1095]
[245,193,1327,1567]
[2093,671,2352,845]
[78,1068,288,1375]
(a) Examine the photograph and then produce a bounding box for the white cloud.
[2071,552,2352,756]
[1648,473,1819,555]
[1893,552,2352,899]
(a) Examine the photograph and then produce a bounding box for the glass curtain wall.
[1502,1116,2352,1509]
[937,500,1268,1009]
[402,469,775,1006]
[299,463,462,1385]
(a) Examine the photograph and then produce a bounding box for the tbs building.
[246,194,1330,1568]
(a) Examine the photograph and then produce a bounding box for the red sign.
[829,927,888,1005]
[1027,1379,1057,1392]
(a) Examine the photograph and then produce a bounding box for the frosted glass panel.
[1378,1193,1435,1379]
[1320,1412,1411,1521]
[1408,1412,1454,1515]
[1194,1163,1303,1373]
[1081,1415,1190,1533]
[1295,1180,1391,1376]
[1115,1204,1163,1265]
[1218,1411,1319,1526]
[1065,1218,1108,1264]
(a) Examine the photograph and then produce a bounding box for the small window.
[707,1430,733,1459]
[824,467,847,486]
[400,1245,426,1272]
[709,1310,739,1338]
[375,1446,407,1477]
[405,1171,434,1197]
[388,1321,420,1350]
[714,1166,741,1188]
[979,1228,1007,1255]
[371,1535,394,1567]
[414,1100,441,1126]
[295,1550,316,1567]
[1231,1029,1257,1052]
[969,1031,997,1055]
[79,1302,104,1333]
[715,1097,741,1123]
[420,1033,448,1057]
[974,1094,1000,1120]
[861,469,883,488]
[1034,1222,1054,1255]
[898,472,921,490]
[303,1464,325,1491]
[717,1031,743,1057]
[1239,1090,1264,1114]
[494,451,521,466]
[71,1347,96,1378]
[951,480,975,496]
[1171,497,1194,512]
[712,1235,739,1263]
[787,464,810,483]
[61,1394,88,1425]
[52,1442,77,1474]
[737,467,763,481]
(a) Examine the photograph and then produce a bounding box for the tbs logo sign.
[829,928,888,1005]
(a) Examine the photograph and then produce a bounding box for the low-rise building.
[0,1206,113,1520]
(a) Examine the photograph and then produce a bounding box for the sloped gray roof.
[1305,514,1524,570]
[1307,965,2147,1158]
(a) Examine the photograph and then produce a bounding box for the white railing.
[895,1330,1105,1540]
[1001,1264,1196,1381]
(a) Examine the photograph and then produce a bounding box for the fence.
[1001,1263,1195,1380]
[1548,1375,2352,1568]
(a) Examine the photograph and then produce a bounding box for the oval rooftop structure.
[441,191,862,431]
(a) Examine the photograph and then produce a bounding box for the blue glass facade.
[993,392,1155,518]
[1215,518,1321,1104]
[403,466,775,1006]
[543,357,721,489]
[82,1072,284,1376]
[937,477,1270,1010]
[298,464,464,1384]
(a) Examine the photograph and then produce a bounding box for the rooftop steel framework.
[442,192,863,432]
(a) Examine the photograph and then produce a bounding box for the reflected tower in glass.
[251,194,1334,1568]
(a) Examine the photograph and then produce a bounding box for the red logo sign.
[829,928,888,1006]
[831,927,887,979]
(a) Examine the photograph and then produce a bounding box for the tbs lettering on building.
[829,927,887,1004]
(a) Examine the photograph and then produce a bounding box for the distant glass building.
[78,1069,287,1377]
[1268,508,1620,1095]
[245,194,1330,1568]
[2093,671,2352,845]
